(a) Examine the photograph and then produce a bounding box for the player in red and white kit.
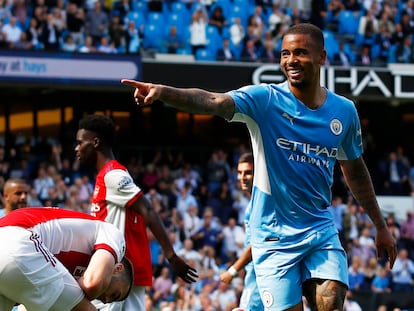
[76,114,198,310]
[0,207,133,311]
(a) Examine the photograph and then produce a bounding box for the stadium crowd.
[0,0,414,64]
[0,125,413,310]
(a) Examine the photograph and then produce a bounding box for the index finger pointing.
[121,79,142,88]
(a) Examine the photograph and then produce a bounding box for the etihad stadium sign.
[252,64,414,99]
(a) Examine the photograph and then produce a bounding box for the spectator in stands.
[371,265,392,293]
[164,24,184,54]
[376,23,394,62]
[151,266,174,307]
[51,6,66,33]
[391,22,406,46]
[221,216,244,262]
[177,238,203,270]
[260,32,278,63]
[328,195,348,246]
[112,0,132,25]
[191,207,223,252]
[108,13,125,51]
[394,35,413,63]
[175,180,198,217]
[25,17,41,49]
[10,31,33,49]
[343,202,364,246]
[207,181,234,225]
[78,34,97,52]
[348,255,365,292]
[211,280,238,310]
[382,151,410,195]
[96,35,117,53]
[125,20,142,54]
[240,38,260,62]
[182,204,202,243]
[391,248,414,292]
[399,210,414,259]
[385,212,401,243]
[332,41,353,67]
[39,13,60,50]
[267,3,283,37]
[358,226,376,265]
[1,16,22,46]
[343,0,362,14]
[325,0,345,32]
[206,149,231,194]
[85,0,109,46]
[216,37,235,61]
[61,33,77,52]
[189,7,208,55]
[66,2,85,46]
[32,4,46,28]
[399,11,414,38]
[208,5,227,35]
[378,7,396,35]
[33,165,55,204]
[360,256,380,291]
[343,290,362,311]
[249,5,266,34]
[310,0,328,30]
[229,16,245,50]
[355,45,372,66]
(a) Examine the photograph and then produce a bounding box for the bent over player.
[0,207,133,311]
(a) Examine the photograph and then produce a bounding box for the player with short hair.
[220,152,264,311]
[75,114,198,310]
[0,207,132,311]
[1,178,29,216]
[122,23,397,311]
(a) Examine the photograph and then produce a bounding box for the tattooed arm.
[121,79,235,120]
[339,156,397,268]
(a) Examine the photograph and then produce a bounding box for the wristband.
[228,265,238,277]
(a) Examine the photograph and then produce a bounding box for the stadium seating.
[338,10,359,36]
[195,48,216,61]
[323,30,340,61]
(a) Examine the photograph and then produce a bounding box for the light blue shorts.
[252,225,348,310]
[239,262,264,311]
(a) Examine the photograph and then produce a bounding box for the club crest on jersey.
[330,118,343,136]
[262,290,274,308]
[118,176,133,191]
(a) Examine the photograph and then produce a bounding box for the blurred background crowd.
[1,0,414,64]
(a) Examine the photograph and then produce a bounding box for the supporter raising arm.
[122,23,396,311]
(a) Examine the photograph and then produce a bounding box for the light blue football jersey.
[228,81,363,247]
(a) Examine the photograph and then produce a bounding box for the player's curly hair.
[78,114,116,146]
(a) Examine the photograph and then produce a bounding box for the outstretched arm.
[132,195,198,283]
[121,79,235,120]
[339,157,397,268]
[220,245,252,284]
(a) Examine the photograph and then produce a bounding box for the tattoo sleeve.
[159,85,235,120]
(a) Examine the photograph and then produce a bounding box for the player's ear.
[93,137,100,147]
[114,262,124,273]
